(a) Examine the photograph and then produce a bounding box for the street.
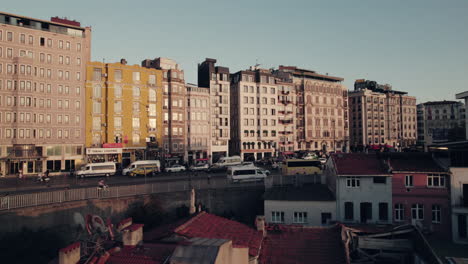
[0,168,283,195]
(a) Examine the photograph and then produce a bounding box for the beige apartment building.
[348,79,417,150]
[185,83,210,164]
[275,66,349,153]
[198,58,230,163]
[0,12,91,176]
[142,58,186,164]
[230,68,280,161]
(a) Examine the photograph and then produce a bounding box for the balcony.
[281,91,290,95]
[279,131,293,135]
[279,119,293,125]
[279,100,292,105]
[279,110,293,115]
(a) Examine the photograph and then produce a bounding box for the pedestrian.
[18,169,23,180]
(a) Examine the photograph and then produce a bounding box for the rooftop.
[259,224,347,264]
[264,184,335,202]
[174,212,264,257]
[382,153,447,172]
[331,153,390,176]
[107,243,177,264]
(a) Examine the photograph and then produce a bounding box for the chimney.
[117,218,132,232]
[122,224,144,246]
[255,216,266,237]
[59,242,80,264]
[120,58,127,65]
[189,189,196,215]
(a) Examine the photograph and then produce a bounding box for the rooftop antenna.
[255,58,261,69]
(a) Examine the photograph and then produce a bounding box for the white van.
[123,160,161,176]
[212,156,242,169]
[227,166,268,183]
[76,162,116,178]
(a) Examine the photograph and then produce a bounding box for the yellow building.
[85,59,163,166]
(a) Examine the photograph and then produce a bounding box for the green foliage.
[0,227,66,264]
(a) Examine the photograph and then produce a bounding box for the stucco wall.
[264,200,336,226]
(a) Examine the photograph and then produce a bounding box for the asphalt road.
[0,167,282,195]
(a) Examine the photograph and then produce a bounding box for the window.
[133,72,140,81]
[132,117,140,129]
[346,177,360,187]
[432,205,441,223]
[395,204,404,221]
[411,204,424,220]
[379,203,388,221]
[271,211,284,223]
[427,174,445,188]
[293,212,308,223]
[133,133,140,144]
[93,85,102,98]
[345,202,354,220]
[133,86,140,97]
[321,213,332,225]
[92,117,101,130]
[405,175,413,187]
[114,70,122,81]
[373,177,386,184]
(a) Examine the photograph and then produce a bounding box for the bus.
[282,159,322,176]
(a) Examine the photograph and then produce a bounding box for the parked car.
[241,162,255,167]
[189,163,209,171]
[165,164,186,173]
[128,165,159,177]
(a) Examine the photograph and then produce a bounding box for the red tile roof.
[107,244,177,264]
[174,212,264,257]
[331,153,389,176]
[383,153,446,172]
[260,224,347,264]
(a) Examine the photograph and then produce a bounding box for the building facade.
[0,12,91,175]
[142,58,185,164]
[385,153,450,239]
[230,68,280,161]
[85,60,163,167]
[325,153,393,224]
[417,101,465,149]
[264,185,336,226]
[198,58,230,163]
[349,79,417,150]
[185,83,210,164]
[275,66,348,153]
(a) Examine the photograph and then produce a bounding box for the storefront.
[86,148,122,164]
[0,144,45,176]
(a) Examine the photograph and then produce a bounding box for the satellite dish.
[73,212,86,230]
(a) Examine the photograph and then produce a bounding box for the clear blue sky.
[3,0,468,102]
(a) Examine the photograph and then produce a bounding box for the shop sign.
[86,148,123,155]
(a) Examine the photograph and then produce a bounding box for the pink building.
[0,12,91,176]
[387,153,450,239]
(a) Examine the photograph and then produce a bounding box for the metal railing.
[0,178,265,211]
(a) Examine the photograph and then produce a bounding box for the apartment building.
[417,101,465,149]
[142,58,185,164]
[185,83,210,164]
[275,66,348,153]
[230,68,280,161]
[198,58,230,163]
[349,79,417,150]
[276,79,297,153]
[85,60,163,166]
[0,12,91,176]
[325,154,393,224]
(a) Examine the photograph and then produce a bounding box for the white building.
[230,68,280,161]
[264,184,336,226]
[324,153,393,224]
[198,59,230,163]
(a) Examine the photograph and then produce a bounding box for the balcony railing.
[279,100,292,105]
